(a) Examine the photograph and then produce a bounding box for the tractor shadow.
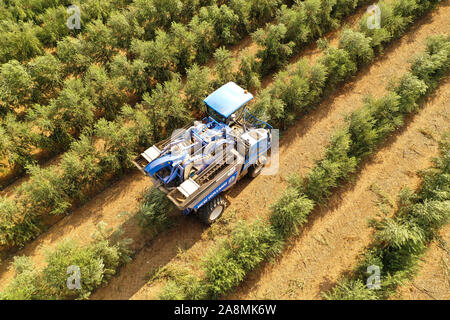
[93,212,206,300]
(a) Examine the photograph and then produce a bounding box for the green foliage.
[0,113,37,169]
[305,130,357,203]
[270,187,315,238]
[60,135,102,203]
[373,217,426,251]
[17,164,70,217]
[0,256,42,300]
[120,104,155,148]
[185,64,213,113]
[348,93,403,160]
[170,22,197,74]
[188,16,215,64]
[393,72,427,113]
[250,89,286,127]
[253,23,294,75]
[0,235,131,300]
[411,35,450,91]
[213,47,235,85]
[247,0,282,29]
[82,20,117,63]
[94,118,136,172]
[276,3,311,47]
[347,106,378,160]
[199,4,240,45]
[0,196,38,248]
[142,76,192,141]
[338,29,374,67]
[332,0,360,20]
[37,6,71,46]
[137,188,174,232]
[29,78,95,150]
[131,32,177,84]
[234,49,261,92]
[323,279,378,300]
[271,60,311,122]
[303,0,338,39]
[319,46,356,88]
[84,64,127,120]
[204,220,284,298]
[56,36,91,76]
[0,21,43,63]
[27,53,63,103]
[107,11,144,49]
[0,60,33,113]
[419,138,450,201]
[325,138,450,300]
[307,62,328,104]
[158,265,208,300]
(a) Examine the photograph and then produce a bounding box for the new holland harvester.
[133,82,273,224]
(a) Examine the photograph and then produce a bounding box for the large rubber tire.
[248,163,264,178]
[198,195,226,225]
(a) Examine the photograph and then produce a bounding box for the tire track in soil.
[228,77,450,300]
[394,223,450,300]
[93,3,449,300]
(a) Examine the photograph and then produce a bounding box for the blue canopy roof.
[203,82,253,119]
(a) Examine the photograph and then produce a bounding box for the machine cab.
[203,82,254,125]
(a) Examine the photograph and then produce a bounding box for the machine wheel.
[248,155,267,178]
[199,195,226,225]
[248,161,265,178]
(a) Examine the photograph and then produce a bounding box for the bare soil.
[394,224,450,300]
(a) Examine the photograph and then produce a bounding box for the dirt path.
[394,224,450,300]
[90,2,450,300]
[228,77,450,300]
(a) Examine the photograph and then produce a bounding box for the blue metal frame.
[244,109,273,130]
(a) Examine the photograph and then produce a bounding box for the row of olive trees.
[0,225,132,300]
[250,0,443,130]
[0,0,135,63]
[324,136,449,300]
[0,0,286,177]
[0,185,175,299]
[157,26,449,299]
[0,0,236,63]
[0,0,292,249]
[0,0,371,178]
[0,0,226,113]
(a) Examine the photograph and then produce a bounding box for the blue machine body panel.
[193,171,238,210]
[134,82,272,218]
[203,82,254,119]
